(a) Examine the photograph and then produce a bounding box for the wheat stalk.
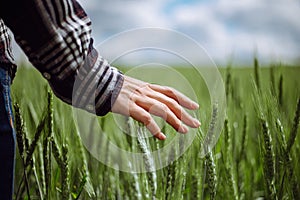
[222,118,238,200]
[25,114,46,167]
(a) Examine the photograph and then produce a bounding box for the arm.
[0,0,123,116]
[0,0,200,139]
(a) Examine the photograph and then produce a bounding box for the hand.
[112,75,201,140]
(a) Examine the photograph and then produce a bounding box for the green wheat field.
[11,60,300,199]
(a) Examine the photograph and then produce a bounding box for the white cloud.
[168,0,300,65]
[14,0,300,66]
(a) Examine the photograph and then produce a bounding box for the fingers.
[148,84,199,110]
[134,94,189,133]
[129,103,166,140]
[111,75,201,140]
[145,90,201,128]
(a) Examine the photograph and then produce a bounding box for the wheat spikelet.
[260,118,277,200]
[222,119,238,199]
[38,142,46,195]
[270,65,276,95]
[51,139,69,198]
[180,171,187,200]
[204,103,218,154]
[124,117,133,148]
[254,57,260,91]
[191,173,198,200]
[13,103,31,199]
[165,161,176,200]
[261,119,274,180]
[276,119,300,199]
[51,139,63,166]
[14,103,26,159]
[240,114,248,161]
[165,144,177,200]
[287,97,300,153]
[278,74,283,106]
[284,153,300,199]
[61,143,70,199]
[43,91,54,199]
[202,103,218,199]
[43,136,51,199]
[205,151,217,200]
[223,119,230,165]
[236,114,248,199]
[137,126,157,199]
[225,66,232,99]
[47,90,53,137]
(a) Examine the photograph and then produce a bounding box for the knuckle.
[165,86,174,93]
[141,113,152,125]
[143,84,152,94]
[169,98,180,107]
[165,87,178,99]
[129,93,137,101]
[160,104,170,114]
[145,83,151,88]
[136,84,151,95]
[174,104,183,115]
[135,87,143,94]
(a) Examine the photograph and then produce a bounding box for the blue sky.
[78,0,300,66]
[14,0,300,66]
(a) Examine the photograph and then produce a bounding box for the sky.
[15,0,300,67]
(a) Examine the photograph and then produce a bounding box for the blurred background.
[12,0,300,67]
[80,0,299,66]
[11,1,300,199]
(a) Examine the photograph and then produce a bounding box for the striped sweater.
[0,0,124,116]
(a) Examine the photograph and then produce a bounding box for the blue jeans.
[0,66,15,200]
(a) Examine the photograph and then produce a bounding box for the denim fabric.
[0,66,15,200]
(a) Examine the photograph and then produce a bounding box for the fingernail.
[192,102,199,109]
[193,119,201,127]
[179,125,189,133]
[159,133,166,140]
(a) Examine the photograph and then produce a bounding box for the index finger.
[148,84,199,110]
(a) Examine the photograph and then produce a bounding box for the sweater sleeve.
[0,0,124,116]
